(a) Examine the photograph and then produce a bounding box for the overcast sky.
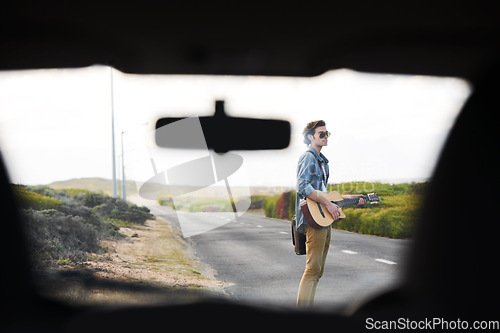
[0,66,471,189]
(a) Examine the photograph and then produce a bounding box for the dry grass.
[40,217,230,305]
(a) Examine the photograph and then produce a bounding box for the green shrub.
[329,181,429,197]
[261,182,427,239]
[335,194,423,239]
[264,195,280,218]
[288,191,296,218]
[248,195,266,210]
[75,192,106,208]
[63,190,154,224]
[21,209,101,268]
[13,185,62,210]
[14,184,154,268]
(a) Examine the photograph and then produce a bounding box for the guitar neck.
[334,196,367,208]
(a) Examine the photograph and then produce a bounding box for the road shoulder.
[44,215,229,305]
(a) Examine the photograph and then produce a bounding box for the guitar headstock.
[366,193,380,204]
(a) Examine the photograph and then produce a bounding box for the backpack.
[291,214,306,255]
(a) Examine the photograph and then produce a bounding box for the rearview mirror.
[155,100,290,153]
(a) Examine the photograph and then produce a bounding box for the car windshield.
[0,66,471,309]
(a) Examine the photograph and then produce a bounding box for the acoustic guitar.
[300,190,380,229]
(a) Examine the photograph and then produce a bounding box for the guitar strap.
[306,150,328,191]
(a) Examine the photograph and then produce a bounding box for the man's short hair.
[302,120,326,145]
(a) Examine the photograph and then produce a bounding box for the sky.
[0,66,471,190]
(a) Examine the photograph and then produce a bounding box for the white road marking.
[279,231,288,235]
[375,258,397,265]
[342,250,358,254]
[257,225,263,228]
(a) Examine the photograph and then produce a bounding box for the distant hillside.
[49,178,287,199]
[48,178,138,196]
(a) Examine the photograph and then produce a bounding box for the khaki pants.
[297,225,331,307]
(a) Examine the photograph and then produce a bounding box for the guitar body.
[301,190,346,229]
[300,190,379,229]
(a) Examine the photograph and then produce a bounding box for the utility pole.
[110,67,117,198]
[120,123,148,203]
[121,130,126,202]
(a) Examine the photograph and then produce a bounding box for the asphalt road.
[153,207,410,311]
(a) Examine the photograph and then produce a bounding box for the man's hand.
[343,194,366,206]
[325,202,341,220]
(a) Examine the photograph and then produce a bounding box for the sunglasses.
[317,131,331,138]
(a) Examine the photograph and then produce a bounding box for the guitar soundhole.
[317,203,325,218]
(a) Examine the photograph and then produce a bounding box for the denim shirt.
[295,146,330,233]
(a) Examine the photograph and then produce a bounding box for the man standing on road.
[295,120,365,307]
